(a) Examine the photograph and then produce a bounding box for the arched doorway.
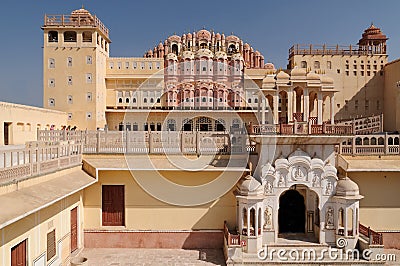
[279,189,305,233]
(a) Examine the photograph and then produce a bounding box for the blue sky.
[0,0,399,107]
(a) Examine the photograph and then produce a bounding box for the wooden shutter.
[102,185,125,226]
[11,239,26,266]
[70,207,78,252]
[47,229,56,261]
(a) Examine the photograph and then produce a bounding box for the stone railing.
[360,223,383,245]
[251,123,353,135]
[336,114,383,135]
[339,133,400,155]
[224,221,241,247]
[0,141,82,185]
[38,130,255,155]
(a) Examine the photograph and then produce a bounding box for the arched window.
[144,98,148,103]
[301,61,307,68]
[118,98,123,103]
[82,31,92,42]
[363,137,369,145]
[395,137,400,145]
[132,98,137,103]
[64,31,77,42]
[157,98,160,103]
[388,137,393,145]
[248,98,252,103]
[314,61,320,69]
[254,98,258,103]
[347,209,354,236]
[371,137,377,145]
[125,98,130,103]
[48,31,58,42]
[250,208,256,236]
[171,44,178,55]
[378,137,384,145]
[338,208,344,228]
[242,208,248,235]
[150,98,154,103]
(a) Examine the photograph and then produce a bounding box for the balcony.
[0,141,82,185]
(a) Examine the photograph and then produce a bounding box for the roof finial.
[82,4,84,9]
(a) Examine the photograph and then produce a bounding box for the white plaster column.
[247,209,251,235]
[317,92,323,124]
[257,94,261,122]
[261,97,266,124]
[255,208,259,237]
[273,94,279,124]
[330,94,335,124]
[344,208,348,237]
[303,88,309,122]
[287,89,293,123]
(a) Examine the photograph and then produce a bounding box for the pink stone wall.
[84,230,224,249]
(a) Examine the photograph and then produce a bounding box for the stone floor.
[76,248,227,266]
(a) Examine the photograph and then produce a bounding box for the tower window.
[68,95,73,104]
[48,98,55,107]
[125,62,129,69]
[301,61,307,68]
[48,31,58,42]
[314,61,320,69]
[67,76,72,85]
[48,79,55,87]
[67,57,72,67]
[87,92,92,101]
[148,62,153,69]
[141,62,145,69]
[110,62,114,69]
[86,73,92,83]
[86,56,92,64]
[48,58,55,69]
[64,31,77,42]
[82,31,92,42]
[117,62,122,69]
[86,112,92,120]
[156,62,160,69]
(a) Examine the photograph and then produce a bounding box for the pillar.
[317,92,323,124]
[257,94,261,123]
[330,94,335,124]
[273,94,279,124]
[261,97,266,124]
[287,89,293,123]
[303,88,309,122]
[255,208,259,236]
[247,209,251,235]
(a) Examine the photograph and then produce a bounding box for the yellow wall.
[0,101,67,145]
[290,54,387,121]
[384,59,400,131]
[349,171,400,231]
[83,170,237,230]
[0,192,84,266]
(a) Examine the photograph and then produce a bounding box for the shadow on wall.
[335,72,383,123]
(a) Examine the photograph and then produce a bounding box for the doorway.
[11,239,26,266]
[70,207,78,253]
[278,189,305,233]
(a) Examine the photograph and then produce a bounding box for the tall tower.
[288,25,388,122]
[42,8,110,130]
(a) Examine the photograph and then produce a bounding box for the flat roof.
[0,167,96,229]
[340,155,400,172]
[83,154,249,172]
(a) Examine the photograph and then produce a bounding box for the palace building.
[0,7,399,265]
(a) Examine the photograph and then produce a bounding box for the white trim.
[84,229,223,233]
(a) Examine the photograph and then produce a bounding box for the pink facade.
[145,29,274,109]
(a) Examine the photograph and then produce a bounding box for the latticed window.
[47,229,56,261]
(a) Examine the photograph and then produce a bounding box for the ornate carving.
[264,206,272,229]
[291,165,306,181]
[264,181,273,194]
[325,181,333,195]
[325,207,334,229]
